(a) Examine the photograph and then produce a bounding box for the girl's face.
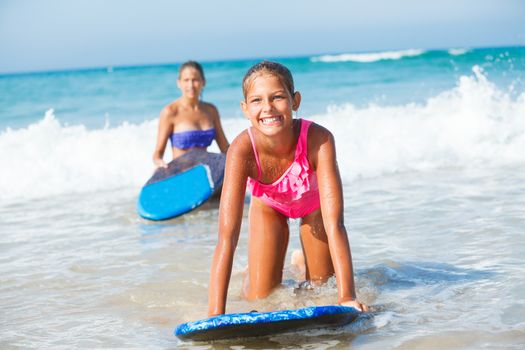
[241,73,301,136]
[177,67,204,99]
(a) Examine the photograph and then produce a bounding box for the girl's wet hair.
[179,60,205,82]
[242,61,294,99]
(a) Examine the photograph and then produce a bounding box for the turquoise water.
[2,47,523,130]
[1,46,525,349]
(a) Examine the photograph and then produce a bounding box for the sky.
[0,0,524,74]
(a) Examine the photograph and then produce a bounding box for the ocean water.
[1,46,525,349]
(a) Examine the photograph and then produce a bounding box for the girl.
[208,61,368,316]
[152,61,229,168]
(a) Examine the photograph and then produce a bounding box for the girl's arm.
[210,105,230,153]
[207,135,249,316]
[152,107,174,168]
[313,126,368,312]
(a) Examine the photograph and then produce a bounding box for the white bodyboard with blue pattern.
[175,305,360,341]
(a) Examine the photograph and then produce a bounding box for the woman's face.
[177,67,205,99]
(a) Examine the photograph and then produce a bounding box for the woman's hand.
[154,158,168,169]
[340,299,369,312]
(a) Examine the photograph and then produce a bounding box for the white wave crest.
[0,110,156,200]
[1,66,524,200]
[311,49,426,63]
[310,65,525,182]
[448,48,469,56]
[0,111,247,201]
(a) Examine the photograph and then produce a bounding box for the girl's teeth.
[262,117,279,124]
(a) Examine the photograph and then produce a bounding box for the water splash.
[1,67,524,200]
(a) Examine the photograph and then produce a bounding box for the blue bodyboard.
[175,305,360,341]
[137,150,226,220]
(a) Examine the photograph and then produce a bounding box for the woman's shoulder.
[200,101,220,116]
[199,102,222,126]
[160,100,180,120]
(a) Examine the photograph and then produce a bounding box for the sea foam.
[0,110,248,201]
[313,65,525,182]
[1,66,524,200]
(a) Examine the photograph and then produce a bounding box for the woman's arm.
[152,107,174,168]
[210,105,230,153]
[312,126,368,312]
[208,134,250,316]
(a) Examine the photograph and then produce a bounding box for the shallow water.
[2,46,524,348]
[2,166,524,349]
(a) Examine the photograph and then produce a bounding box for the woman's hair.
[179,60,205,82]
[242,61,294,99]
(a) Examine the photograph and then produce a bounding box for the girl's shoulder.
[305,121,336,168]
[306,121,334,146]
[227,130,258,177]
[229,129,253,156]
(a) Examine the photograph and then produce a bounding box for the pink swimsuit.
[247,119,320,218]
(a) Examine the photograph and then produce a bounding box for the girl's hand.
[340,299,369,312]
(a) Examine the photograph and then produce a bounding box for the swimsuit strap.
[247,128,262,181]
[297,118,310,157]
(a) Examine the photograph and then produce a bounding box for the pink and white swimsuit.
[246,119,320,218]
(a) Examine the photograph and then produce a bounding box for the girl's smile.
[260,115,284,126]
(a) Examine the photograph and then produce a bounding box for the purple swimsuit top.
[169,128,216,150]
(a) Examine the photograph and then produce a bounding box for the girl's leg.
[300,208,335,283]
[244,197,289,300]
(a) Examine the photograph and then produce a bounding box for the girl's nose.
[261,98,273,112]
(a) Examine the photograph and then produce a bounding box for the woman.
[153,61,229,168]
